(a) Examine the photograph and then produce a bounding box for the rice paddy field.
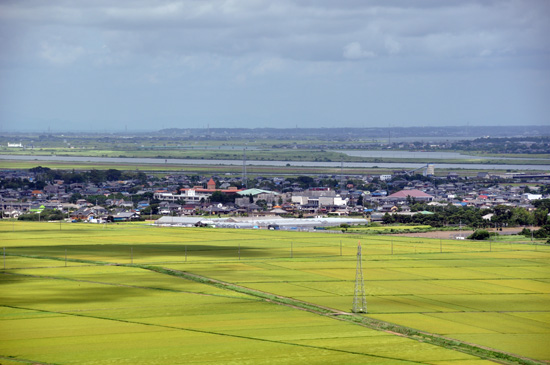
[1,221,549,364]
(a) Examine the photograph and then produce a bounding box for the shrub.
[519,227,531,237]
[468,229,490,240]
[533,229,548,239]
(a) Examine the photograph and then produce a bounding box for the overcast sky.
[1,0,549,132]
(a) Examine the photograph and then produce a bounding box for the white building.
[154,189,208,203]
[522,193,542,201]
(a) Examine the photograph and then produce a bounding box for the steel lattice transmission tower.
[352,241,367,313]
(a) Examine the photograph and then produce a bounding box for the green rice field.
[1,221,549,364]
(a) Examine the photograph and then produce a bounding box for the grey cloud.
[0,0,548,68]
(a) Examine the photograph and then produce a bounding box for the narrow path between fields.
[145,265,543,365]
[2,253,543,365]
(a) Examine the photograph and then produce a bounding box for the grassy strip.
[142,265,543,365]
[0,159,401,175]
[2,148,549,165]
[3,159,542,176]
[141,265,334,315]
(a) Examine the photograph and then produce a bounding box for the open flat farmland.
[1,221,549,364]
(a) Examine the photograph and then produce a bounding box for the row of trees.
[28,166,149,185]
[1,167,150,191]
[383,200,550,228]
[17,209,65,221]
[468,225,550,241]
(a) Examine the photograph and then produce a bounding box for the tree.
[256,199,268,210]
[382,213,395,224]
[136,171,148,185]
[510,207,534,226]
[297,176,315,189]
[86,195,107,206]
[87,169,105,184]
[534,208,549,226]
[210,191,232,204]
[69,193,83,204]
[533,199,550,211]
[492,205,512,226]
[105,169,122,181]
[468,229,490,240]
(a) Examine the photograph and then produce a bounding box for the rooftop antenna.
[352,241,367,313]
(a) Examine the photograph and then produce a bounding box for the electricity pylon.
[352,241,367,313]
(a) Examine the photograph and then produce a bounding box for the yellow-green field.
[1,221,549,364]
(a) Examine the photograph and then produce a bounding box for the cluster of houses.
[0,169,548,224]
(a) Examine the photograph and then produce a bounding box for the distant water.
[1,154,549,171]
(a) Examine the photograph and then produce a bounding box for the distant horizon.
[2,124,550,137]
[1,122,549,135]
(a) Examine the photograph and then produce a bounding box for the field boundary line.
[0,304,409,363]
[2,271,258,301]
[143,265,544,365]
[0,355,56,365]
[3,247,546,364]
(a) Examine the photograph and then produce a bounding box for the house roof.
[387,189,433,198]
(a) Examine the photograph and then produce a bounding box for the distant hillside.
[157,126,550,140]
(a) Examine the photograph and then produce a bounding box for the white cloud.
[343,42,376,60]
[40,41,85,65]
[384,37,401,55]
[252,57,285,75]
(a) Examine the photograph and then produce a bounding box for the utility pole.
[352,241,367,313]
